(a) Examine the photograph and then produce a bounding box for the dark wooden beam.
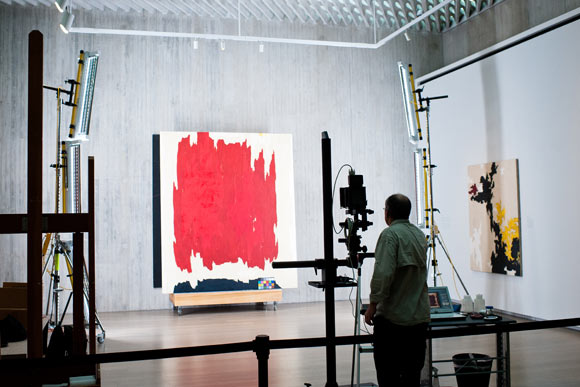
[0,213,90,234]
[88,157,96,355]
[72,232,86,356]
[27,30,43,359]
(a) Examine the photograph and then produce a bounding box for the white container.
[474,294,485,313]
[462,295,473,313]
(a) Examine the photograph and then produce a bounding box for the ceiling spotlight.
[55,0,68,13]
[59,7,74,34]
[259,43,264,53]
[193,39,199,50]
[220,40,226,51]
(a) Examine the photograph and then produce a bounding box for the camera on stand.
[339,171,374,268]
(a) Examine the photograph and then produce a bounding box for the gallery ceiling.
[2,0,505,33]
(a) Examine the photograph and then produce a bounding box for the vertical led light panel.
[414,149,425,227]
[398,61,420,144]
[70,51,99,140]
[65,141,82,213]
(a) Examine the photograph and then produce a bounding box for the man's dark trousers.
[373,315,428,387]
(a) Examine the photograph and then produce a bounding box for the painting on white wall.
[468,159,521,276]
[159,131,298,294]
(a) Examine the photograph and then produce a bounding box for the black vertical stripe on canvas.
[152,134,162,288]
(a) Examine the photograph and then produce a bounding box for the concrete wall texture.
[1,0,578,314]
[0,5,440,312]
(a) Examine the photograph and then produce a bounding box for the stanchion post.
[254,334,270,387]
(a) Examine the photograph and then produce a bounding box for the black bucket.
[452,353,493,387]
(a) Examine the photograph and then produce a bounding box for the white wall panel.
[419,17,580,320]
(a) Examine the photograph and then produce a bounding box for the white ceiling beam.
[167,0,192,15]
[214,0,236,18]
[140,0,170,14]
[465,0,471,17]
[352,0,370,27]
[240,0,262,20]
[224,0,250,18]
[318,3,338,25]
[116,0,143,13]
[282,0,306,23]
[420,0,432,31]
[71,26,378,48]
[259,0,285,22]
[70,0,451,47]
[173,0,203,16]
[297,0,317,23]
[385,0,402,28]
[191,1,218,17]
[201,0,228,17]
[160,0,184,15]
[270,0,291,21]
[248,0,271,20]
[71,0,99,11]
[328,0,348,25]
[109,0,132,12]
[373,0,387,27]
[170,0,197,16]
[308,1,328,25]
[344,5,360,27]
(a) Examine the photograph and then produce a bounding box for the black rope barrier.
[1,317,578,374]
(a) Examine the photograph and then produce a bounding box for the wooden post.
[73,232,85,356]
[27,30,43,359]
[88,157,96,354]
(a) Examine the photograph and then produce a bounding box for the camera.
[338,171,373,267]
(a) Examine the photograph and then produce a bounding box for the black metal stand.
[273,132,352,386]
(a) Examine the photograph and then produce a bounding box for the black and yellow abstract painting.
[468,159,522,276]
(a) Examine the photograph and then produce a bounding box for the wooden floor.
[3,301,580,386]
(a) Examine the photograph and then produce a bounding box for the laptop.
[428,286,466,321]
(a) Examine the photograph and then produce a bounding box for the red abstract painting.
[173,132,279,272]
[160,132,297,294]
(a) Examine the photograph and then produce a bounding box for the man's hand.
[364,302,377,325]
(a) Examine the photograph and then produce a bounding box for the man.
[364,193,430,386]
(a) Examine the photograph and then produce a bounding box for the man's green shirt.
[370,219,430,326]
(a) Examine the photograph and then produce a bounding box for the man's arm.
[367,230,398,322]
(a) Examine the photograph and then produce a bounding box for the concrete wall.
[0,5,442,312]
[441,0,580,66]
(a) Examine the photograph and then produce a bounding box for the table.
[425,316,516,387]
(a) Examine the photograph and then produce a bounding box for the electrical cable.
[332,163,353,234]
[438,232,462,299]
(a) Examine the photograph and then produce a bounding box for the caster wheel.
[97,332,105,343]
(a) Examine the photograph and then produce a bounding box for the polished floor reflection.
[3,301,579,386]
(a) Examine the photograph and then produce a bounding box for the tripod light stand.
[42,51,105,342]
[399,61,469,297]
[416,88,470,296]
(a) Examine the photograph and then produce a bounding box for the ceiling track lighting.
[55,0,68,13]
[60,7,74,34]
